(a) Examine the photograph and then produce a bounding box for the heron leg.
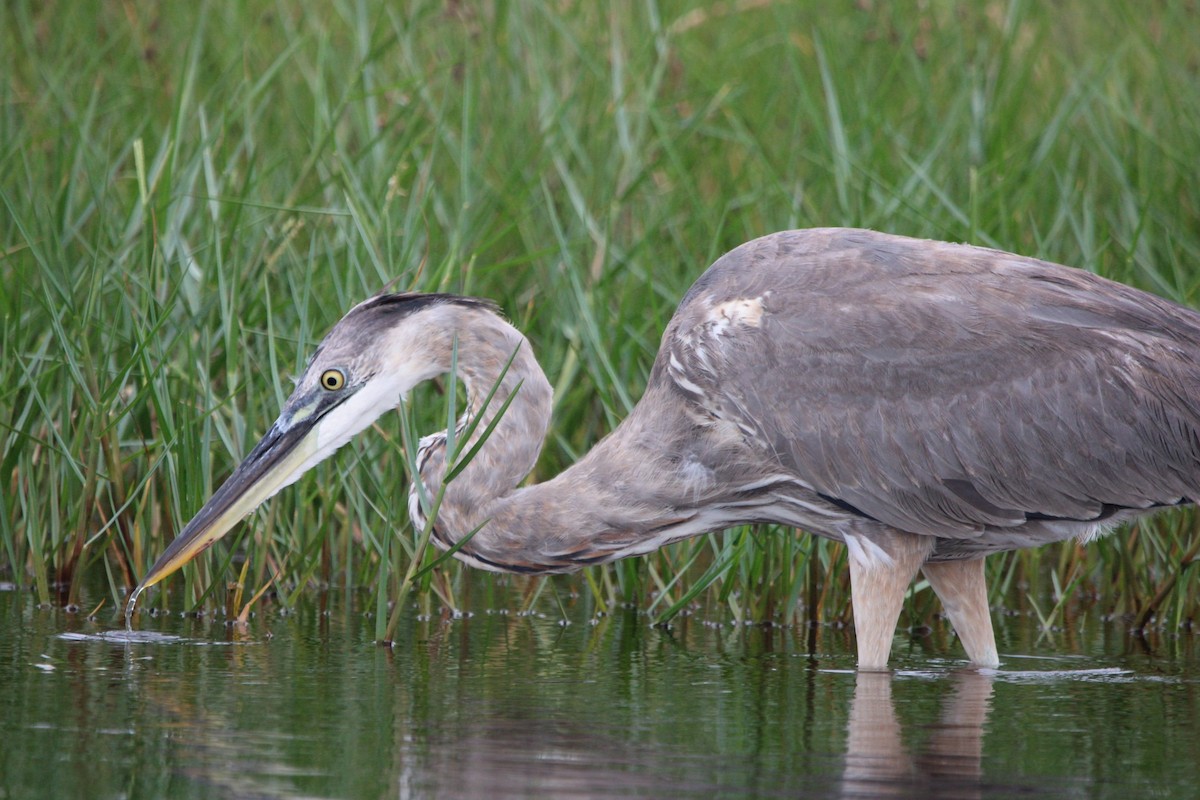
[922,558,999,668]
[848,532,930,671]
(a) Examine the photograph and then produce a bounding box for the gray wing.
[660,228,1200,538]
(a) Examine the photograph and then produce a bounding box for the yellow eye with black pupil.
[320,369,346,391]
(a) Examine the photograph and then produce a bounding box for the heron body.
[130,229,1200,669]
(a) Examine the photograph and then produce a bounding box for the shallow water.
[1,585,1197,799]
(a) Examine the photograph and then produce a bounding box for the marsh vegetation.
[3,1,1198,641]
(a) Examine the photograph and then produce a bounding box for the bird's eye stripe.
[320,369,346,391]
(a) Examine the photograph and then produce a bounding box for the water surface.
[1,585,1197,798]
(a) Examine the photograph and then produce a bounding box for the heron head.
[130,293,495,599]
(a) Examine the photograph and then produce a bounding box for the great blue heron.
[127,228,1200,669]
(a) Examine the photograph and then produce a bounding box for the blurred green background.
[3,1,1198,633]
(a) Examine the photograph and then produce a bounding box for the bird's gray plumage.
[133,227,1200,669]
[399,229,1200,577]
[651,230,1200,561]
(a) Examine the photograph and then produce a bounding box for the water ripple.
[55,630,250,646]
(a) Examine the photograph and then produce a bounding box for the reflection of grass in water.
[3,2,1198,634]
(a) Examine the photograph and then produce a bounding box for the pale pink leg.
[848,532,931,670]
[923,558,999,668]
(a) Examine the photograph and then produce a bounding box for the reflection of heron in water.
[128,229,1200,669]
[843,671,995,799]
[394,672,998,799]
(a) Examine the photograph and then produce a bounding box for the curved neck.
[408,310,553,549]
[411,311,760,574]
[417,309,739,575]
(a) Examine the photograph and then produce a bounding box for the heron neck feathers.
[410,309,704,573]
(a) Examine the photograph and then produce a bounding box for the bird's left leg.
[848,531,932,671]
[922,558,999,668]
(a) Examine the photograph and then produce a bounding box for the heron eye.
[320,369,346,391]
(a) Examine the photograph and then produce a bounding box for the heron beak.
[132,406,324,596]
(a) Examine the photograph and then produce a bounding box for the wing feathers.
[665,229,1200,539]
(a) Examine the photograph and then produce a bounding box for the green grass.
[3,0,1198,634]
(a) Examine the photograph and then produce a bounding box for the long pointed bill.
[126,410,323,616]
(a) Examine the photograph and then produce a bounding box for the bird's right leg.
[922,558,999,668]
[847,531,931,670]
